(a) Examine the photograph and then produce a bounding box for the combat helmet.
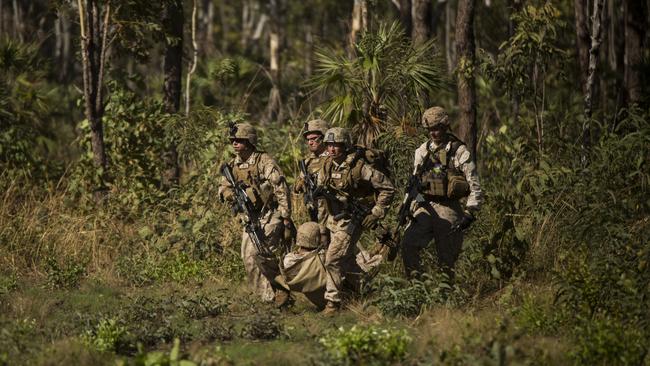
[296,222,321,249]
[303,119,329,138]
[323,127,352,146]
[229,122,257,145]
[421,106,450,128]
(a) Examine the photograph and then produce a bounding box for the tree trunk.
[0,0,4,36]
[575,0,590,94]
[431,0,447,37]
[266,0,283,123]
[78,0,110,195]
[348,0,367,56]
[162,0,184,186]
[613,0,626,117]
[399,0,412,36]
[218,0,229,53]
[445,0,455,74]
[455,0,477,159]
[624,0,648,104]
[584,0,604,120]
[201,0,214,55]
[186,0,198,116]
[412,0,431,45]
[241,0,260,53]
[12,0,22,42]
[55,8,72,82]
[509,0,523,124]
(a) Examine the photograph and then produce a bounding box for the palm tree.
[308,21,444,147]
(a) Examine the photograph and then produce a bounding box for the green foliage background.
[0,1,649,365]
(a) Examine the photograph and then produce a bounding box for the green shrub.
[0,272,18,296]
[44,256,86,289]
[116,252,211,286]
[571,316,648,366]
[319,325,411,365]
[81,318,131,353]
[240,314,283,340]
[371,273,467,317]
[127,338,196,366]
[513,294,558,335]
[0,318,39,358]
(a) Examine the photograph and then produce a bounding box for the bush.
[319,325,411,365]
[81,318,131,353]
[571,316,648,366]
[240,314,283,340]
[371,273,467,317]
[44,256,86,289]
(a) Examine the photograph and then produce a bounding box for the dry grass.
[0,180,135,279]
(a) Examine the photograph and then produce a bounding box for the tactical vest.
[305,155,324,175]
[321,153,368,198]
[230,152,275,210]
[419,137,470,200]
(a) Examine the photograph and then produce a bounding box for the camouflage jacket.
[413,138,483,210]
[218,151,291,219]
[316,151,395,220]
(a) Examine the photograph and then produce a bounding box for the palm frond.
[307,21,445,146]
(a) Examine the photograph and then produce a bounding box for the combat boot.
[322,301,340,316]
[274,289,293,309]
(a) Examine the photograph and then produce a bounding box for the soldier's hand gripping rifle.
[220,163,273,257]
[298,160,319,222]
[312,186,396,248]
[389,154,432,261]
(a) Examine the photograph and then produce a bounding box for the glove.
[450,211,476,234]
[293,177,305,194]
[362,214,380,229]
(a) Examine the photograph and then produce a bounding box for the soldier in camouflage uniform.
[218,123,293,306]
[316,127,395,314]
[401,107,484,279]
[294,119,330,246]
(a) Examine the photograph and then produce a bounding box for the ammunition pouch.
[446,171,470,199]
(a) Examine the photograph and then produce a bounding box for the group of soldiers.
[218,106,483,315]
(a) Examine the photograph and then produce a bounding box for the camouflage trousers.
[401,200,464,278]
[240,210,285,302]
[324,219,362,303]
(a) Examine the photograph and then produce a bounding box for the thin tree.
[161,0,183,186]
[584,0,605,120]
[582,0,605,163]
[265,0,284,122]
[399,0,412,37]
[455,0,477,159]
[412,0,431,45]
[77,0,110,193]
[186,0,198,116]
[624,0,647,104]
[348,0,368,56]
[574,0,590,94]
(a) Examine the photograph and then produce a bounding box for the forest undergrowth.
[1,104,648,365]
[1,2,649,363]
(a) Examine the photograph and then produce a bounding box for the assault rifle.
[298,159,319,221]
[313,186,396,247]
[389,153,432,261]
[396,153,431,228]
[220,163,273,257]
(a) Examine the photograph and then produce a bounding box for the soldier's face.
[305,133,324,153]
[428,125,448,143]
[231,138,252,154]
[327,142,346,160]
